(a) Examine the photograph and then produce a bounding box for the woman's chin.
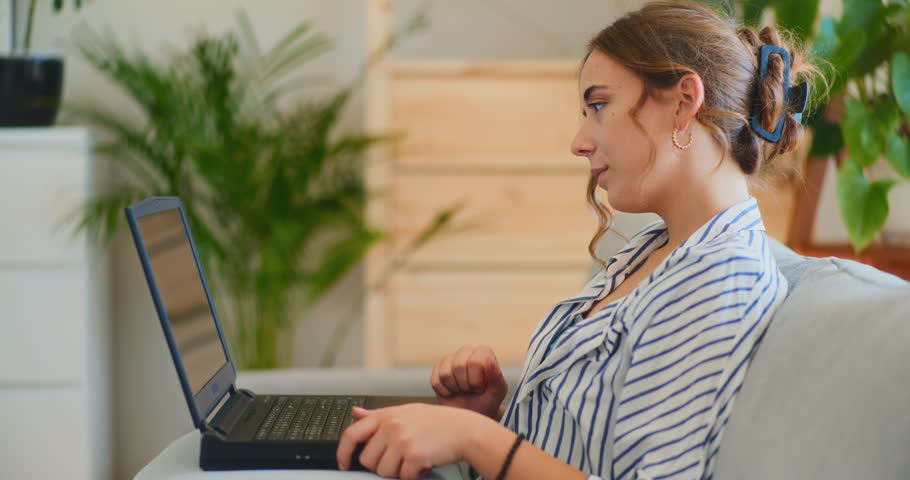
[604,192,645,214]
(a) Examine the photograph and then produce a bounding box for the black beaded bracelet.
[495,433,525,480]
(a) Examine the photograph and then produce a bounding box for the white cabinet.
[0,127,111,480]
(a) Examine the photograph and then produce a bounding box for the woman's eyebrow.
[583,85,609,102]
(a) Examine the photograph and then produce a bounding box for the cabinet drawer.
[0,148,88,264]
[0,388,89,479]
[0,269,87,383]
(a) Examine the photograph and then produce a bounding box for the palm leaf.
[65,187,153,245]
[68,9,438,368]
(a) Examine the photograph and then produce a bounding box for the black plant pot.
[0,55,64,127]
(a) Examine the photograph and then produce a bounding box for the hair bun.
[736,25,810,171]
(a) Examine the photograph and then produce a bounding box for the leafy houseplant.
[69,12,455,369]
[813,0,910,252]
[708,0,910,252]
[1,0,85,126]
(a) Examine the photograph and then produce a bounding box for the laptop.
[125,196,435,470]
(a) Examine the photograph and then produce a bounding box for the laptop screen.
[135,208,228,395]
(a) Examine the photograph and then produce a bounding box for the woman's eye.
[588,102,606,113]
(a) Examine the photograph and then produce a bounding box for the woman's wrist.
[457,411,587,480]
[458,411,517,468]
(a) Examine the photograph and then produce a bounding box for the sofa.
[137,238,910,479]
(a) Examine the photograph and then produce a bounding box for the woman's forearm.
[462,415,588,480]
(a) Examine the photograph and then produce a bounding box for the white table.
[135,431,470,480]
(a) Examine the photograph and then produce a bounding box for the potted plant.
[707,0,910,254]
[66,11,455,369]
[1,0,84,127]
[814,0,910,252]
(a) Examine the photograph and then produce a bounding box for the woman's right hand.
[430,345,509,421]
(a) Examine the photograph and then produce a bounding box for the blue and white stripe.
[491,197,788,480]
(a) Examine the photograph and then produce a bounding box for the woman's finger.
[485,350,506,386]
[401,462,432,480]
[452,346,474,391]
[430,359,452,397]
[437,354,459,393]
[375,442,403,478]
[356,427,389,472]
[352,406,374,419]
[466,349,487,393]
[336,411,380,470]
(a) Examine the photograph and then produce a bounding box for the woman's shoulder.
[641,230,783,307]
[628,230,787,327]
[669,229,774,273]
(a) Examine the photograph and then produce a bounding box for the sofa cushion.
[714,241,910,479]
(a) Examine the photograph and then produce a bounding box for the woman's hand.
[430,345,509,420]
[336,403,485,479]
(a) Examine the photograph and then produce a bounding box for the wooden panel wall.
[366,58,597,366]
[363,1,797,367]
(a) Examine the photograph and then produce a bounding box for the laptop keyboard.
[254,396,366,441]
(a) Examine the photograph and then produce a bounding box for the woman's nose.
[570,130,595,157]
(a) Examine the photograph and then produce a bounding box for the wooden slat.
[392,172,599,268]
[392,60,580,77]
[391,68,582,170]
[364,0,394,368]
[390,270,589,365]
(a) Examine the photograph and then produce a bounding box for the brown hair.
[583,0,826,269]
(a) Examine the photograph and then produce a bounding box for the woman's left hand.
[336,403,484,479]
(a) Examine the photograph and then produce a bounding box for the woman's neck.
[655,155,752,250]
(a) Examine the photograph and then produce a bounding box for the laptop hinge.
[203,423,228,440]
[204,386,255,438]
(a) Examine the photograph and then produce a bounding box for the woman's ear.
[674,73,704,130]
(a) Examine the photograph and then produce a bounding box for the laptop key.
[254,398,284,440]
[340,397,366,432]
[254,396,366,441]
[302,399,333,440]
[287,399,315,441]
[267,398,300,440]
[321,399,350,440]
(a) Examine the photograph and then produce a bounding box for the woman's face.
[571,49,678,213]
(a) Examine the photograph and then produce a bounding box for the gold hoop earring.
[672,127,693,150]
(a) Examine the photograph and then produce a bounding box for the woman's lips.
[591,167,608,179]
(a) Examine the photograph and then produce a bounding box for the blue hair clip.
[750,45,810,143]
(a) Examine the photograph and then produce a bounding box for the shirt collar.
[558,196,764,306]
[674,196,765,252]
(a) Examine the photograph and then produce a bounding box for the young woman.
[337,1,821,479]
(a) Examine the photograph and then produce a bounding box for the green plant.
[66,10,457,369]
[815,0,910,252]
[707,0,821,42]
[706,0,910,252]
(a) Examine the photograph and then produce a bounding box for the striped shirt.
[491,197,788,480]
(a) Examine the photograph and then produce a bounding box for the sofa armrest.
[237,366,523,403]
